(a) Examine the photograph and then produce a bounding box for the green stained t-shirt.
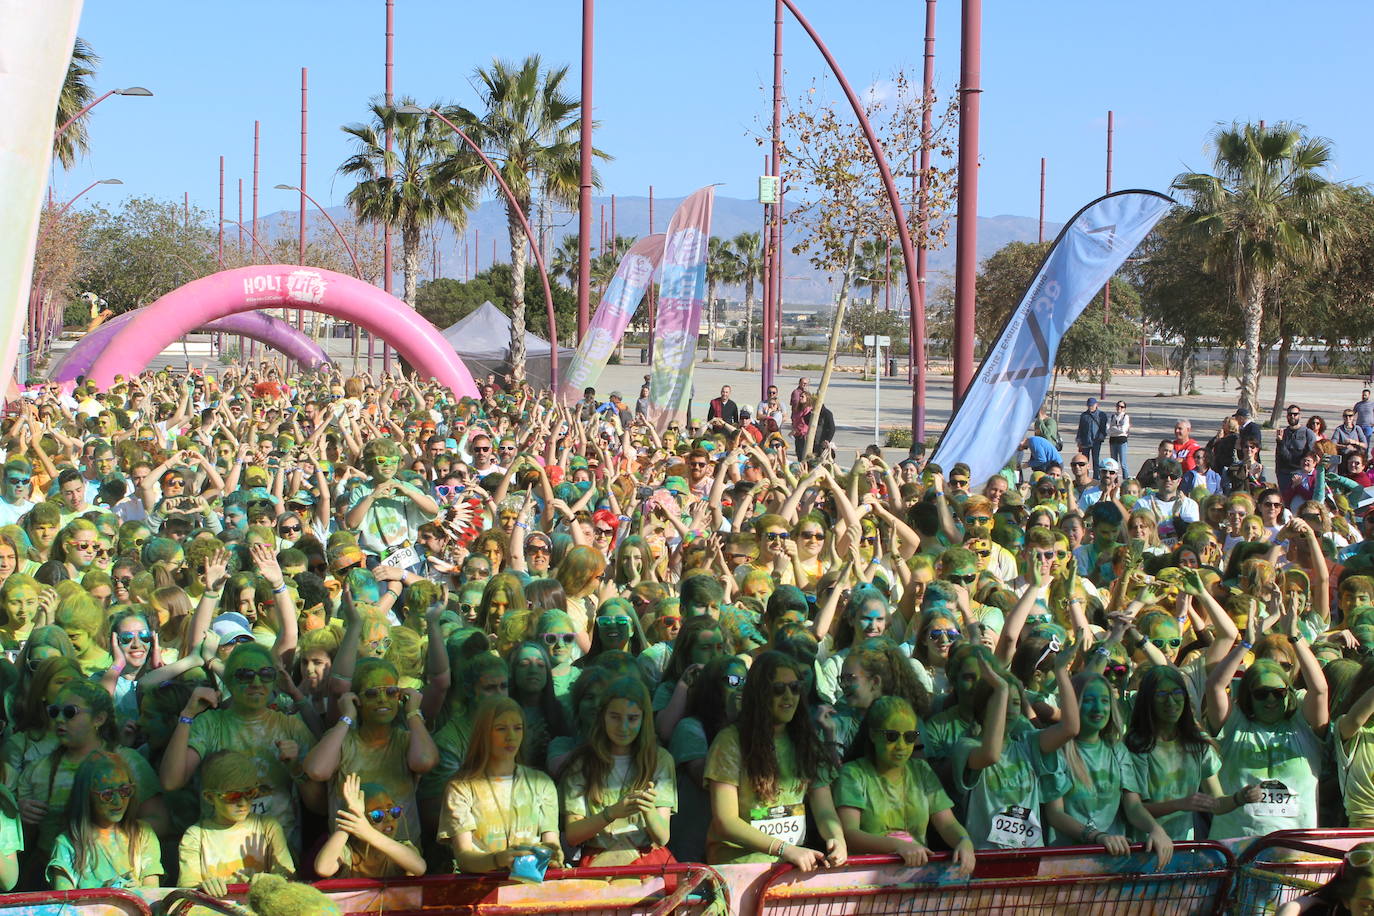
[952,726,1068,851]
[186,707,315,846]
[1208,709,1320,840]
[921,706,976,763]
[1053,739,1142,844]
[833,757,952,843]
[18,746,160,855]
[1337,724,1374,828]
[333,725,421,842]
[47,821,162,889]
[704,725,817,864]
[667,717,711,863]
[1130,738,1221,841]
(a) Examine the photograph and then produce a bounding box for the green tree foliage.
[842,301,908,354]
[54,38,97,169]
[75,196,217,314]
[338,98,475,308]
[415,265,576,343]
[446,55,606,385]
[1172,122,1345,414]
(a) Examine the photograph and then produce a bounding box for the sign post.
[864,334,891,445]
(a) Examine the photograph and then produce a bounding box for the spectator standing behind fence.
[1076,399,1107,474]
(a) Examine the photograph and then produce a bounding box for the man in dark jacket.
[1275,403,1318,483]
[1076,398,1108,476]
[706,385,740,426]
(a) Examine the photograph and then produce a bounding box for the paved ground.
[117,336,1374,470]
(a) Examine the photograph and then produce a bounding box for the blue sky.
[56,0,1374,231]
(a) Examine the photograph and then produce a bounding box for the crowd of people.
[0,362,1372,897]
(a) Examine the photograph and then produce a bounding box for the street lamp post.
[54,86,152,137]
[273,185,363,279]
[395,105,561,393]
[219,218,272,261]
[29,179,123,353]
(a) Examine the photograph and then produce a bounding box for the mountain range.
[262,194,1060,306]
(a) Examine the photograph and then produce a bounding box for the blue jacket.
[1076,409,1107,448]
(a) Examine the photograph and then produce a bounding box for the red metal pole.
[775,177,785,376]
[610,193,617,257]
[252,121,260,262]
[299,67,309,335]
[952,0,981,403]
[765,0,783,395]
[884,239,891,312]
[382,0,395,375]
[237,179,244,259]
[647,185,655,364]
[1038,157,1046,244]
[1101,109,1113,398]
[913,0,936,439]
[576,0,594,341]
[217,157,225,267]
[761,154,772,381]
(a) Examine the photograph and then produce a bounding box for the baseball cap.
[1099,458,1121,473]
[1235,407,1252,419]
[210,612,255,645]
[1087,397,1099,407]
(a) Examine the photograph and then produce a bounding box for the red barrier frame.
[751,844,1237,916]
[0,888,153,914]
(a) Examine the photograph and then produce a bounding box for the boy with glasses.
[0,458,34,526]
[1134,458,1199,546]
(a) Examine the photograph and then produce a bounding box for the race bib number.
[750,803,806,848]
[1254,779,1296,820]
[988,805,1039,848]
[381,545,423,572]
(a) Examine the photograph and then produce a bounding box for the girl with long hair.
[835,696,975,876]
[1044,672,1173,867]
[507,640,569,768]
[835,640,931,756]
[668,654,747,863]
[0,572,41,652]
[1200,606,1326,839]
[438,697,562,873]
[562,676,676,866]
[2,656,80,778]
[98,607,163,726]
[1125,665,1260,840]
[704,650,847,870]
[46,751,161,889]
[653,617,728,742]
[577,597,649,668]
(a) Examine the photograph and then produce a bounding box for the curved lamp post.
[55,86,152,137]
[776,0,924,438]
[29,179,124,352]
[219,218,272,262]
[273,184,363,279]
[395,104,560,393]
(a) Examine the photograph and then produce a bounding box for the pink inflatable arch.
[84,265,478,396]
[49,309,328,384]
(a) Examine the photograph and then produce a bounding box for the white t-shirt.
[1134,493,1200,546]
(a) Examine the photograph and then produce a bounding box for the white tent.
[441,301,574,389]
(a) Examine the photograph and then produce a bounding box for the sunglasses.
[1162,472,1181,480]
[949,478,970,487]
[1105,663,1128,679]
[724,673,746,688]
[874,729,919,745]
[434,485,466,497]
[279,524,302,534]
[765,531,791,541]
[1348,849,1374,868]
[526,543,551,555]
[542,633,576,647]
[1150,638,1183,650]
[946,573,977,585]
[116,630,151,646]
[47,704,87,720]
[596,615,631,627]
[224,634,255,647]
[770,681,803,697]
[362,686,401,700]
[215,786,265,805]
[658,615,682,627]
[5,476,30,486]
[1251,686,1287,703]
[593,527,615,537]
[1071,462,1088,468]
[94,783,135,803]
[927,628,960,642]
[232,665,278,684]
[364,804,404,825]
[799,531,824,540]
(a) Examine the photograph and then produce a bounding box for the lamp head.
[114,87,153,97]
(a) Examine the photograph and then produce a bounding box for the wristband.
[178,715,196,726]
[515,522,529,530]
[1239,639,1253,650]
[1093,647,1111,658]
[203,589,223,600]
[338,715,355,728]
[272,583,288,595]
[406,708,425,720]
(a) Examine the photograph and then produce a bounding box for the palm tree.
[705,236,738,361]
[551,235,581,289]
[730,232,763,371]
[54,38,98,169]
[447,55,608,383]
[1172,122,1344,414]
[339,97,476,307]
[854,236,888,306]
